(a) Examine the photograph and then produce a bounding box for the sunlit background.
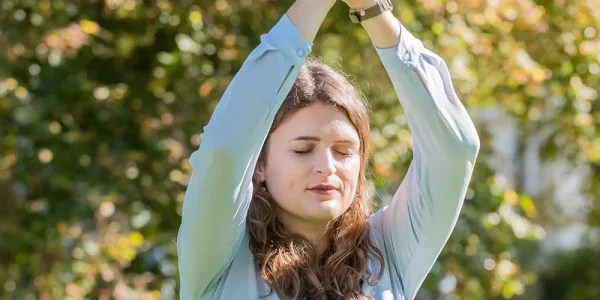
[1,0,599,299]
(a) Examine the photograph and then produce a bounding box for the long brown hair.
[246,58,385,299]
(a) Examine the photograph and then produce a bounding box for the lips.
[307,184,339,196]
[308,184,338,191]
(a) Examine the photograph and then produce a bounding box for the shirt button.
[296,49,305,57]
[402,52,411,61]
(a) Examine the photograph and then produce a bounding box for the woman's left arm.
[351,5,480,300]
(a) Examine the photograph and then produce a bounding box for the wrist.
[359,10,400,49]
[287,0,335,43]
[301,0,336,10]
[345,0,379,10]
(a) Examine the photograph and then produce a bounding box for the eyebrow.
[289,136,359,144]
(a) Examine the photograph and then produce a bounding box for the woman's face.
[257,102,361,230]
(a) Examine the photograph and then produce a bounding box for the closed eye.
[294,150,312,155]
[293,149,354,157]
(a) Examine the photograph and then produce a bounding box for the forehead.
[273,103,359,141]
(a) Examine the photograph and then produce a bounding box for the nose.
[314,149,336,175]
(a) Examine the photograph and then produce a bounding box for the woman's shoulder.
[368,206,387,235]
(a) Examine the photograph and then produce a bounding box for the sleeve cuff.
[265,14,313,65]
[374,18,424,69]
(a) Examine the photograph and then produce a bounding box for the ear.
[254,161,266,183]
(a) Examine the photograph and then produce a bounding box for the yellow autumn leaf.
[79,19,99,35]
[129,231,144,247]
[519,195,538,218]
[189,10,202,24]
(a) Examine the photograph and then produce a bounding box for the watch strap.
[349,0,393,24]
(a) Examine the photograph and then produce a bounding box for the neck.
[301,230,329,255]
[277,211,331,255]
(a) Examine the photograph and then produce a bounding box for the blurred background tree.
[0,0,598,299]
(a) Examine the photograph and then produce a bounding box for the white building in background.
[477,108,594,252]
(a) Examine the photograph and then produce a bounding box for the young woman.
[177,0,480,299]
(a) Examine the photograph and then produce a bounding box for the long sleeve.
[176,16,312,300]
[368,20,480,300]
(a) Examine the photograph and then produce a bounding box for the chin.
[305,200,346,221]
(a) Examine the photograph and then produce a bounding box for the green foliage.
[0,0,598,299]
[540,247,600,300]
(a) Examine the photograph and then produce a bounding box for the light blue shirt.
[177,14,480,300]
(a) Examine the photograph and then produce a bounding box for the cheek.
[342,157,361,181]
[339,157,361,196]
[265,152,306,194]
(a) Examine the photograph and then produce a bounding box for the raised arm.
[351,5,480,300]
[177,1,335,299]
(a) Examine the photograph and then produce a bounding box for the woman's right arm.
[177,1,335,299]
